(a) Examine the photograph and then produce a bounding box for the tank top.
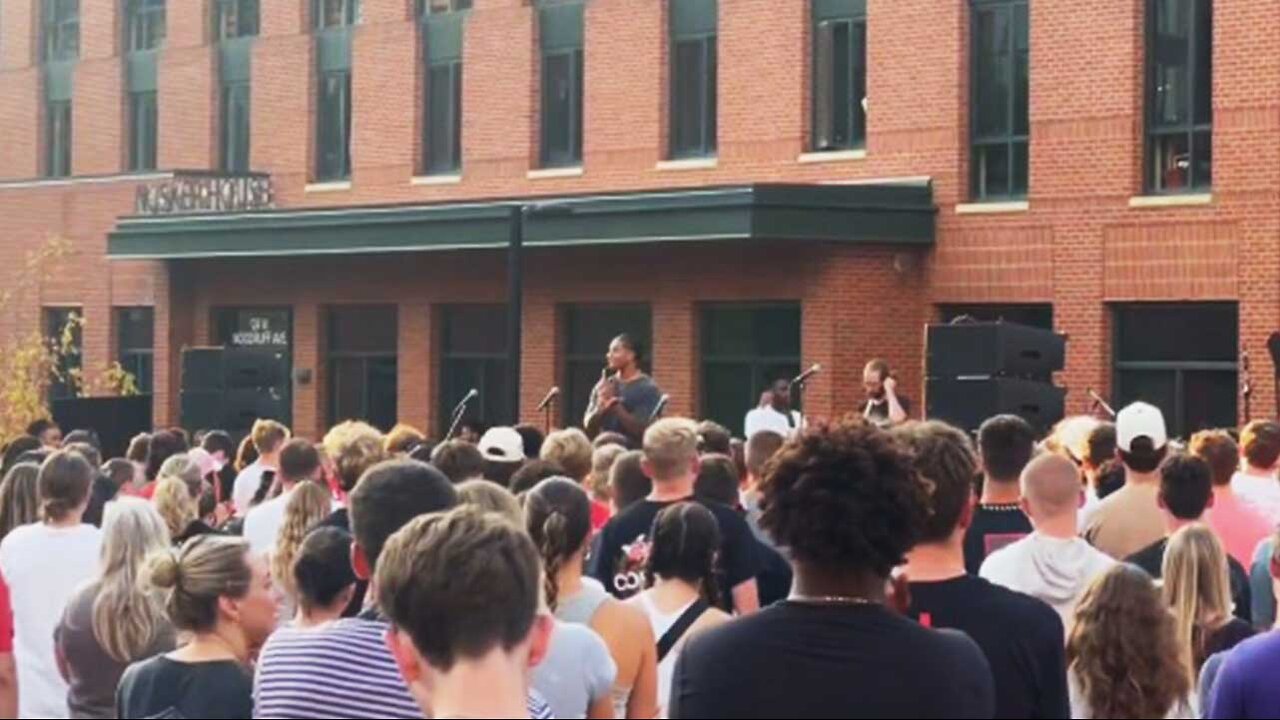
[556,578,633,718]
[637,592,700,717]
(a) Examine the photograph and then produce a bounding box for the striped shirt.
[253,616,555,719]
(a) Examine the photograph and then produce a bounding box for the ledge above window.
[305,180,352,194]
[798,148,867,164]
[955,200,1029,215]
[1128,193,1213,209]
[527,166,584,180]
[655,157,718,172]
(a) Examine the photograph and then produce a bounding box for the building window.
[1112,303,1236,439]
[939,303,1053,331]
[125,0,166,53]
[812,5,866,151]
[540,49,583,168]
[215,0,259,40]
[1146,0,1212,193]
[45,100,72,178]
[213,307,293,427]
[316,71,352,181]
[440,305,510,430]
[328,306,398,431]
[970,0,1028,201]
[44,307,82,401]
[562,304,651,427]
[116,307,154,394]
[424,61,462,174]
[128,91,158,171]
[669,0,717,159]
[42,0,79,61]
[700,304,802,435]
[418,0,472,15]
[313,0,361,29]
[220,83,251,173]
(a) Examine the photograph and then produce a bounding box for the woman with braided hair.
[525,478,658,719]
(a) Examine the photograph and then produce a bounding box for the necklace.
[788,594,878,607]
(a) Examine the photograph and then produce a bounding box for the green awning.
[107,181,936,260]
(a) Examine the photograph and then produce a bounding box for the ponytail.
[524,478,593,611]
[539,510,570,610]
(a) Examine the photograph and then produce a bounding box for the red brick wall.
[0,0,1277,436]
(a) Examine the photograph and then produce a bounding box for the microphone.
[791,364,822,387]
[536,386,561,412]
[452,388,479,415]
[648,394,670,424]
[1087,388,1116,419]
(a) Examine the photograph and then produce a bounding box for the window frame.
[215,0,259,41]
[128,90,158,171]
[313,0,361,30]
[1144,0,1213,194]
[669,32,718,159]
[438,304,511,429]
[220,81,251,174]
[1111,302,1237,439]
[326,306,398,431]
[116,306,155,395]
[424,60,463,175]
[811,14,867,152]
[315,70,353,181]
[42,0,80,62]
[417,0,472,16]
[124,0,166,53]
[45,99,72,178]
[698,303,803,431]
[969,0,1029,201]
[540,47,584,168]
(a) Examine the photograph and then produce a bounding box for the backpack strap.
[656,599,710,663]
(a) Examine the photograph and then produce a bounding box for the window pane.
[705,39,717,152]
[542,52,573,165]
[130,92,157,171]
[47,101,72,178]
[700,303,802,433]
[1013,43,1029,137]
[702,362,755,433]
[940,304,1054,330]
[330,357,365,423]
[1012,140,1028,196]
[45,308,83,401]
[1191,129,1211,189]
[442,358,508,429]
[221,83,251,173]
[851,21,867,145]
[672,39,706,156]
[813,20,836,150]
[973,7,1011,139]
[329,306,397,354]
[426,63,459,173]
[1148,131,1190,192]
[1193,0,1211,125]
[366,357,399,431]
[117,307,154,351]
[971,142,1011,199]
[316,72,351,180]
[1115,303,1237,363]
[444,305,507,355]
[1183,370,1236,435]
[1151,0,1191,128]
[830,22,852,148]
[1115,369,1177,425]
[215,308,292,350]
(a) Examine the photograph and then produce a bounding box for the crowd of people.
[1,349,1280,717]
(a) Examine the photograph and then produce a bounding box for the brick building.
[0,0,1272,442]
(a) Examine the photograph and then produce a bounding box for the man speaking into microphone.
[584,334,663,446]
[863,358,910,428]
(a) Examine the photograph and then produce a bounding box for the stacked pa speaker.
[925,321,1066,435]
[180,347,289,433]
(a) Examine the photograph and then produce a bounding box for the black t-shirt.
[669,601,994,719]
[117,656,253,719]
[963,504,1033,575]
[1127,537,1253,623]
[864,395,912,427]
[1202,618,1256,670]
[83,476,119,528]
[587,497,760,611]
[907,575,1068,720]
[318,508,367,617]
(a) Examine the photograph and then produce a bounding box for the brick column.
[398,302,432,432]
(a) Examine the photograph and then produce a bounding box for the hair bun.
[145,549,182,590]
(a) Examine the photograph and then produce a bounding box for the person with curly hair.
[271,481,335,622]
[244,440,330,558]
[1067,564,1195,719]
[668,419,995,719]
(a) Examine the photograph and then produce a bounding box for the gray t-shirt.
[55,582,177,719]
[588,374,663,442]
[531,620,617,720]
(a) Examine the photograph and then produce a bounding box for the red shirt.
[590,500,612,533]
[0,572,13,654]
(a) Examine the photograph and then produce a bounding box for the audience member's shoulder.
[594,596,653,637]
[970,576,1064,637]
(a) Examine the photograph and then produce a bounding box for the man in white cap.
[1081,401,1170,559]
[477,427,527,487]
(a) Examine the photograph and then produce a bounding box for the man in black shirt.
[862,359,911,428]
[588,418,760,614]
[669,420,994,719]
[965,415,1036,574]
[1125,453,1252,622]
[896,421,1069,720]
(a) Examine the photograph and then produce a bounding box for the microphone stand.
[445,394,476,441]
[791,379,808,430]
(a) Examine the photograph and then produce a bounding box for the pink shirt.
[1208,489,1276,566]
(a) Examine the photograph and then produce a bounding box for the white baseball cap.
[1116,402,1168,452]
[477,427,526,464]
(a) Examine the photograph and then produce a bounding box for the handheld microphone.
[791,364,823,386]
[536,386,561,412]
[649,394,670,424]
[452,388,479,415]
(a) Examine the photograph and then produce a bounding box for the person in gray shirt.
[585,334,663,446]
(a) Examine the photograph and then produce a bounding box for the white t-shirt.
[744,407,803,440]
[243,487,293,559]
[1230,470,1280,525]
[232,461,270,518]
[0,522,102,719]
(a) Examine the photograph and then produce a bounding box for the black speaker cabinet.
[180,348,225,391]
[926,376,1066,435]
[926,321,1065,380]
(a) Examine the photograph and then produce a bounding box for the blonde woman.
[118,535,277,718]
[271,482,333,619]
[543,429,611,531]
[55,498,175,718]
[1163,524,1256,674]
[0,463,40,542]
[456,479,524,525]
[152,477,197,543]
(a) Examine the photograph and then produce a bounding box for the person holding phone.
[585,334,663,446]
[863,359,910,428]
